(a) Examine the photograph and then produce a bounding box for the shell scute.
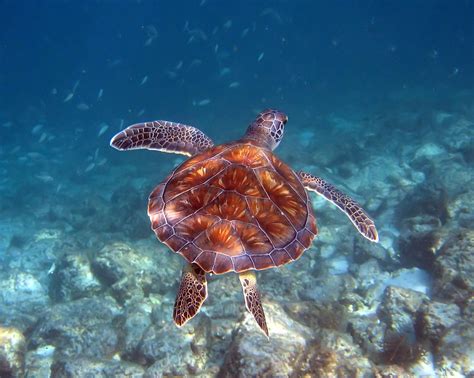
[149,143,317,273]
[194,220,243,256]
[164,158,228,201]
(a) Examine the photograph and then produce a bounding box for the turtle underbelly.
[147,143,317,274]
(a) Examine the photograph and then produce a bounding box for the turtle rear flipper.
[110,120,214,156]
[298,171,378,242]
[239,271,269,337]
[173,263,208,327]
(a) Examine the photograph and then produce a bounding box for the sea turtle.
[110,109,378,336]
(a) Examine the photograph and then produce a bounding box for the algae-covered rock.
[219,301,313,377]
[51,357,145,377]
[0,326,26,377]
[348,315,386,363]
[398,215,443,270]
[29,296,121,360]
[297,329,374,377]
[92,242,178,304]
[435,320,474,376]
[433,229,474,306]
[141,315,212,376]
[416,300,461,346]
[51,252,103,301]
[25,345,56,378]
[378,286,428,331]
[0,272,49,331]
[120,305,153,363]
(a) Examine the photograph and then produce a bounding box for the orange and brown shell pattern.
[148,140,318,274]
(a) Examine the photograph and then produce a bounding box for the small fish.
[214,44,219,53]
[72,80,80,93]
[26,152,43,159]
[188,59,202,69]
[32,124,44,135]
[175,61,183,70]
[108,59,122,67]
[166,70,177,79]
[51,88,58,95]
[119,119,124,129]
[184,24,208,41]
[241,28,249,38]
[199,0,206,6]
[98,123,109,137]
[140,76,148,85]
[137,108,145,117]
[94,148,100,159]
[146,25,158,38]
[223,20,232,29]
[85,163,95,173]
[96,157,108,166]
[76,103,90,111]
[35,174,54,183]
[229,81,240,88]
[97,88,103,101]
[2,121,13,128]
[219,67,231,77]
[63,93,74,102]
[56,184,62,193]
[38,133,48,143]
[257,52,264,62]
[261,8,283,24]
[47,262,56,275]
[144,36,155,46]
[194,99,211,106]
[36,345,55,358]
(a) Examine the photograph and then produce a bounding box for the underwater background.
[1,0,473,376]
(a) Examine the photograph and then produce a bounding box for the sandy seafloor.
[0,86,473,377]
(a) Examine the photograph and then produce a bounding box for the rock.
[299,273,357,303]
[0,272,49,331]
[92,242,178,305]
[398,215,443,269]
[442,116,474,153]
[433,229,474,307]
[51,358,145,377]
[140,316,211,376]
[348,315,386,363]
[120,304,153,362]
[219,301,313,377]
[378,286,428,333]
[435,320,474,376]
[0,327,26,377]
[296,329,373,377]
[448,190,474,228]
[29,296,121,360]
[25,345,56,377]
[50,252,103,301]
[413,143,446,163]
[353,236,397,266]
[416,300,461,346]
[285,301,348,332]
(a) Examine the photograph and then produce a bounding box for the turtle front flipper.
[110,120,214,156]
[239,271,269,337]
[298,171,379,242]
[173,263,208,327]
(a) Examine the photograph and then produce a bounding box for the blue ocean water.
[0,1,473,376]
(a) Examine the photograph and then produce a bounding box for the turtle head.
[243,109,288,150]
